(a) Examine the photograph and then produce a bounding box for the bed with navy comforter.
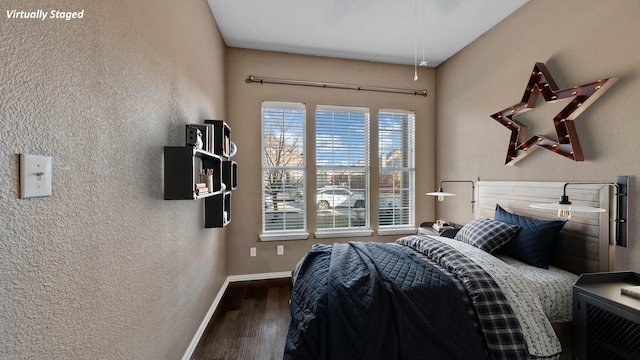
[284,234,576,360]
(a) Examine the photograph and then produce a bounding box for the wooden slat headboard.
[477,181,613,274]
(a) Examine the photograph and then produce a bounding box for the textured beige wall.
[225,48,436,275]
[435,0,640,270]
[1,1,227,359]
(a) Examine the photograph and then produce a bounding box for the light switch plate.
[20,154,53,198]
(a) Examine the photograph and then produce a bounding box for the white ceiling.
[207,0,528,67]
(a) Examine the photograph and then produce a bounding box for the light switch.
[20,154,53,198]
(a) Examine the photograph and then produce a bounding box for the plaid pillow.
[454,218,520,253]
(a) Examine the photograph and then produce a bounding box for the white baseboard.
[181,277,230,360]
[181,271,292,360]
[227,271,292,282]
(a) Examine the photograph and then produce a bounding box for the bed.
[284,181,614,360]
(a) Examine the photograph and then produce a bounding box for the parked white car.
[316,188,365,210]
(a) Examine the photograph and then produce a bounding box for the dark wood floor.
[190,277,573,360]
[191,278,293,360]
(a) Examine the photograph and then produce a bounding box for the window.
[378,110,415,233]
[260,102,415,240]
[315,105,370,236]
[261,102,307,240]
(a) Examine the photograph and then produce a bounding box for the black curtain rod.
[246,75,428,97]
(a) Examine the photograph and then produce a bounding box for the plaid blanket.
[396,235,531,360]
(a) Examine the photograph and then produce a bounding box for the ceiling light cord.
[420,0,428,67]
[414,0,418,81]
[414,0,428,79]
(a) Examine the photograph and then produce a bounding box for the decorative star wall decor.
[490,62,618,165]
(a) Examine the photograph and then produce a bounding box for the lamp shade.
[529,203,606,212]
[426,180,476,212]
[426,188,456,201]
[530,202,605,219]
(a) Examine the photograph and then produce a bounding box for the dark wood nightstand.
[573,271,640,359]
[418,221,461,238]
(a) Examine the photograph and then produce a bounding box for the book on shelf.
[195,187,209,196]
[620,285,640,300]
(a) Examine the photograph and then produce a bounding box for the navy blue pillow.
[494,204,566,269]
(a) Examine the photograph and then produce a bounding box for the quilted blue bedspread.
[284,241,490,360]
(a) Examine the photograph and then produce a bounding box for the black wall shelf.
[223,160,237,191]
[164,121,237,228]
[205,120,231,157]
[205,192,232,228]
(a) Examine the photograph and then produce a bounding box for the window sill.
[377,227,417,236]
[314,229,374,239]
[259,232,310,241]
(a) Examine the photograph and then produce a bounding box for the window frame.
[377,109,416,235]
[259,103,417,240]
[260,101,309,241]
[314,105,373,238]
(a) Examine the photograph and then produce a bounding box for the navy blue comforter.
[284,241,489,360]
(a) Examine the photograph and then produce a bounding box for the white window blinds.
[378,110,415,228]
[315,105,370,232]
[261,102,306,235]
